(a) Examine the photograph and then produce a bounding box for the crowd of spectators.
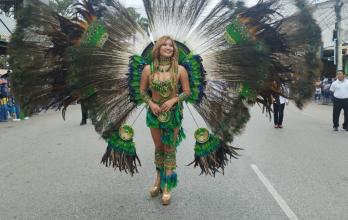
[0,71,27,122]
[314,76,346,104]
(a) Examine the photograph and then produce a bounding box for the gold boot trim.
[149,186,161,197]
[161,184,171,205]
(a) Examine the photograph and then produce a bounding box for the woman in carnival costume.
[9,0,321,205]
[139,36,190,204]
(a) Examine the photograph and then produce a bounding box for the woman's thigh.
[150,128,163,147]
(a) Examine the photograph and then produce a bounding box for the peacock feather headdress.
[9,0,321,176]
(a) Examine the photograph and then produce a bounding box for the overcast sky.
[119,0,259,7]
[119,0,260,15]
[39,0,259,12]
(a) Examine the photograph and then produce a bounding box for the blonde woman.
[140,36,190,205]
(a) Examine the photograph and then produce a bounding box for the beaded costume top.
[149,63,177,100]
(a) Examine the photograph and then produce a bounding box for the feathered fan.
[9,0,321,176]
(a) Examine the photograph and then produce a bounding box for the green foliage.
[0,55,8,68]
[0,1,13,14]
[48,0,74,17]
[236,1,246,10]
[127,7,149,32]
[0,0,23,17]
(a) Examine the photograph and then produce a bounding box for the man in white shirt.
[329,71,348,131]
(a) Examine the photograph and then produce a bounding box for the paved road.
[0,102,347,220]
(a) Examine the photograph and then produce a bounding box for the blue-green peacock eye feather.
[80,20,109,48]
[128,55,148,105]
[225,18,251,45]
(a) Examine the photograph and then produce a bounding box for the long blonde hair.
[152,36,179,73]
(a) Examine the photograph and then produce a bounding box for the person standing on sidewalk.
[80,101,88,126]
[330,71,348,131]
[271,81,289,128]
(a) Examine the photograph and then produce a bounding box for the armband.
[178,92,189,103]
[140,90,151,105]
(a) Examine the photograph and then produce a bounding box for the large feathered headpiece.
[9,0,321,175]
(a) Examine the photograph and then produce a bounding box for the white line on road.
[250,164,299,220]
[0,163,9,170]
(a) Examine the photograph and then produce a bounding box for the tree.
[49,0,74,17]
[138,17,149,33]
[127,7,149,33]
[0,55,7,69]
[235,1,246,12]
[225,0,246,12]
[0,0,24,18]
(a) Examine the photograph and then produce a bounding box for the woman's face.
[159,39,174,58]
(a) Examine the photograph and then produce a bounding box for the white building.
[311,0,348,74]
[0,13,16,42]
[312,0,348,49]
[0,14,15,55]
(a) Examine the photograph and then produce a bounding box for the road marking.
[0,163,9,170]
[250,164,298,220]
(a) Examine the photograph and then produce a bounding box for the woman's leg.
[163,128,179,176]
[279,103,285,126]
[273,103,279,126]
[149,128,164,196]
[161,128,179,205]
[150,128,164,169]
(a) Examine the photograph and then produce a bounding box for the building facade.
[312,0,348,76]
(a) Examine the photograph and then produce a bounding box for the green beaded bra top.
[149,62,177,99]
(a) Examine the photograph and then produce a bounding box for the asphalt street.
[0,102,347,220]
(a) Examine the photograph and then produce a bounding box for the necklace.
[158,64,171,73]
[159,57,171,64]
[158,57,172,72]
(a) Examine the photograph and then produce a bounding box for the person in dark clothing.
[330,71,348,131]
[271,81,289,128]
[273,95,289,128]
[80,102,88,125]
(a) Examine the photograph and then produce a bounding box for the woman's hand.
[161,98,177,112]
[271,96,275,104]
[149,102,161,116]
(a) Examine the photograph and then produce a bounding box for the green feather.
[194,134,221,157]
[107,132,136,156]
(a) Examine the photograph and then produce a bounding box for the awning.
[0,68,9,76]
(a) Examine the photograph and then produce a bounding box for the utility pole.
[335,0,344,72]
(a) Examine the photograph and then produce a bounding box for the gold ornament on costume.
[159,89,171,98]
[158,111,171,123]
[119,124,134,141]
[158,57,171,72]
[194,128,210,144]
[158,65,171,73]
